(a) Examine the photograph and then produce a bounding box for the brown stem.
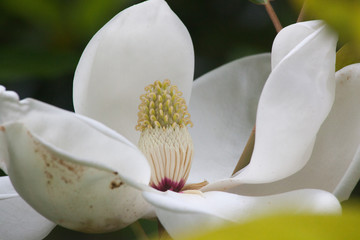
[297,0,307,22]
[158,219,172,240]
[264,1,282,33]
[232,126,255,175]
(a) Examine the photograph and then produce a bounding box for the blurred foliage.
[186,200,360,240]
[336,43,360,71]
[45,219,158,240]
[0,0,133,84]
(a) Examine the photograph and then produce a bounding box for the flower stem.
[130,221,150,240]
[232,126,255,175]
[297,0,307,22]
[264,1,282,33]
[158,219,172,240]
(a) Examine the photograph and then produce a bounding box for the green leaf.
[186,201,360,240]
[249,0,269,5]
[336,43,360,71]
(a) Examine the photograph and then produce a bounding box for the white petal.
[0,88,151,232]
[309,64,360,201]
[0,87,20,174]
[73,0,194,144]
[271,20,325,69]
[205,65,360,199]
[143,189,340,239]
[188,54,271,183]
[235,21,337,183]
[0,176,55,240]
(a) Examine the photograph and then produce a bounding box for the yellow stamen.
[135,79,193,131]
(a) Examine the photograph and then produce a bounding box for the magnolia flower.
[1,0,360,239]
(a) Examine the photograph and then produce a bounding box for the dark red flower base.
[151,177,185,192]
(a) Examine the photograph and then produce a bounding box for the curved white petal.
[308,64,360,201]
[143,189,340,239]
[235,21,337,183]
[0,86,20,174]
[0,176,55,240]
[188,54,271,183]
[204,65,360,199]
[73,0,194,144]
[0,87,151,232]
[271,20,325,69]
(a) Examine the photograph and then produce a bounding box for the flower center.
[136,80,193,192]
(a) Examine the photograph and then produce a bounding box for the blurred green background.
[0,0,359,239]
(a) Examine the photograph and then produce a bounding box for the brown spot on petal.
[44,171,53,179]
[0,126,5,132]
[61,176,73,184]
[110,177,123,189]
[27,130,85,186]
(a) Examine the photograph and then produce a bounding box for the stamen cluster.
[136,79,193,131]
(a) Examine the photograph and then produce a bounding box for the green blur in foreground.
[184,200,360,240]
